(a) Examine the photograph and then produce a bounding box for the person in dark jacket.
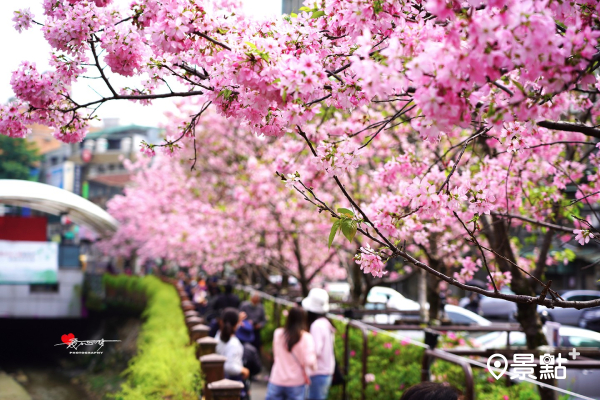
[215,284,241,311]
[240,292,266,354]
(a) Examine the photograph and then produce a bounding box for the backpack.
[242,342,262,377]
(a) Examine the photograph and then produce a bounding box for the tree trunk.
[485,216,557,400]
[426,273,441,323]
[350,261,365,306]
[418,269,429,323]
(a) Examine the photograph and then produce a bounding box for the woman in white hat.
[302,288,336,400]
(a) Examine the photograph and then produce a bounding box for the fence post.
[197,336,219,358]
[184,310,200,318]
[190,324,210,342]
[186,316,205,330]
[421,349,474,400]
[273,301,280,328]
[342,320,368,400]
[181,300,195,311]
[200,354,227,400]
[207,379,244,400]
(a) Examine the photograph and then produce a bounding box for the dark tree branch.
[192,31,232,51]
[490,212,573,233]
[537,120,600,139]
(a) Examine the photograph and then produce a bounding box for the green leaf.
[341,219,357,242]
[282,88,287,102]
[311,10,326,18]
[328,219,341,248]
[244,42,257,49]
[337,208,354,216]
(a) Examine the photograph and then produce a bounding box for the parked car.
[459,287,518,321]
[475,325,600,399]
[475,324,600,349]
[324,282,350,302]
[479,287,518,321]
[538,290,600,326]
[580,306,600,332]
[367,286,421,311]
[365,296,493,341]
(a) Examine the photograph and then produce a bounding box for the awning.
[0,180,118,235]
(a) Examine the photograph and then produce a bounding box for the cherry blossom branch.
[57,90,205,113]
[476,241,561,299]
[437,127,490,194]
[287,159,600,309]
[537,120,600,139]
[487,77,514,97]
[191,31,232,51]
[569,190,600,206]
[496,140,596,155]
[452,211,499,292]
[89,38,117,97]
[359,103,416,150]
[490,212,573,233]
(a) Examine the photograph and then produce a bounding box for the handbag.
[331,353,345,386]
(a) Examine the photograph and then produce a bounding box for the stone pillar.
[181,300,194,311]
[208,379,244,400]
[200,354,227,400]
[196,336,218,358]
[186,316,205,330]
[184,310,199,318]
[190,324,210,342]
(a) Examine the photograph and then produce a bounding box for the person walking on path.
[266,307,316,400]
[302,288,335,400]
[240,291,266,353]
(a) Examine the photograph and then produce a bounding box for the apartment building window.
[30,284,59,293]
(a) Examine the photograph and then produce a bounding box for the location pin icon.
[487,354,508,380]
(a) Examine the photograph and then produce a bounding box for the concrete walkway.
[0,372,31,400]
[250,380,268,400]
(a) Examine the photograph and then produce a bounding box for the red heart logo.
[61,333,75,344]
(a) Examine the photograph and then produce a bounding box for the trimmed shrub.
[105,275,201,400]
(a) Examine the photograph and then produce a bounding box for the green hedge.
[104,275,201,400]
[254,293,540,400]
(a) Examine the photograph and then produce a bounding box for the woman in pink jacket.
[302,288,336,400]
[267,307,316,400]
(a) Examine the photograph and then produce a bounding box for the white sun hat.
[302,288,330,314]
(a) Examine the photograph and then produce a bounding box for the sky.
[0,0,281,128]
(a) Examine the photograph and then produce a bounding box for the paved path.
[249,379,268,400]
[0,372,31,400]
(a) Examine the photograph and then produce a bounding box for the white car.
[474,324,600,350]
[367,286,422,311]
[323,282,350,301]
[366,294,493,341]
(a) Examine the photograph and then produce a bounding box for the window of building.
[30,284,59,293]
[107,139,121,150]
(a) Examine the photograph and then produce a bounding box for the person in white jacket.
[215,308,250,380]
[302,288,335,400]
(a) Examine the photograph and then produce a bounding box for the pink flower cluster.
[355,245,387,278]
[13,9,34,33]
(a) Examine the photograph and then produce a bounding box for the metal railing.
[237,285,600,400]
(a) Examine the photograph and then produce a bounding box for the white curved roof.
[0,180,118,234]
